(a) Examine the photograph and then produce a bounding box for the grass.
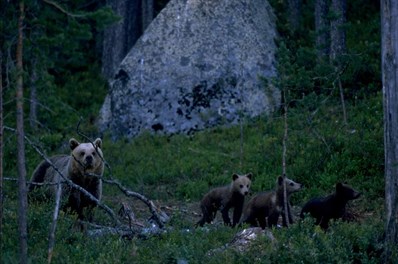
[2,93,385,263]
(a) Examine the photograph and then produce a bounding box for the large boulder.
[99,0,279,139]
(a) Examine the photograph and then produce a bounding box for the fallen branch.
[103,178,169,228]
[83,221,165,239]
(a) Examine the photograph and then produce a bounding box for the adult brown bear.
[29,138,104,221]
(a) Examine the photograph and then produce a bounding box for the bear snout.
[84,156,94,167]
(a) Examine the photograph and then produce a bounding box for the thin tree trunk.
[330,0,347,125]
[315,0,330,62]
[282,90,289,227]
[29,58,38,131]
[330,0,346,61]
[102,0,142,79]
[381,0,398,261]
[337,77,347,125]
[16,2,28,263]
[287,0,301,31]
[142,0,154,32]
[0,50,3,241]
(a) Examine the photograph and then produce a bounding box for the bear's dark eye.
[240,184,243,188]
[92,151,96,156]
[290,183,294,186]
[80,151,85,157]
[247,185,249,188]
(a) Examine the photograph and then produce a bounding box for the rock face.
[99,0,279,139]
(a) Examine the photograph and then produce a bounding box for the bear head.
[70,138,104,176]
[335,182,361,201]
[277,176,302,194]
[232,173,252,196]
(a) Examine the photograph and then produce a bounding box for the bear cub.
[300,182,361,229]
[242,176,302,229]
[196,173,252,227]
[29,138,104,221]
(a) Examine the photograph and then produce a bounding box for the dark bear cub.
[196,173,252,227]
[300,182,361,229]
[241,176,302,229]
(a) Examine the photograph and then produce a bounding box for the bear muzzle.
[83,156,94,168]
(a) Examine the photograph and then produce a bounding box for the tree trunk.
[315,0,330,61]
[142,0,154,32]
[29,58,38,131]
[0,50,3,241]
[287,0,301,31]
[102,0,142,79]
[329,0,346,61]
[381,0,398,261]
[16,2,28,263]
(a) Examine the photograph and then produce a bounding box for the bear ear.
[336,182,343,190]
[246,173,252,180]
[94,138,102,149]
[278,176,284,185]
[69,138,80,151]
[232,173,239,181]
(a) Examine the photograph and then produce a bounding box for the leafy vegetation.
[2,92,384,262]
[1,0,385,263]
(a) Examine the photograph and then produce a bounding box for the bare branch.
[41,0,87,18]
[47,174,62,264]
[103,178,169,228]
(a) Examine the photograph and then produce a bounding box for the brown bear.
[300,182,361,229]
[29,138,104,221]
[241,176,302,229]
[196,173,252,227]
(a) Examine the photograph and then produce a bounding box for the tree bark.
[29,58,38,131]
[102,0,142,79]
[381,0,398,261]
[282,90,289,227]
[315,0,330,61]
[330,0,346,61]
[142,0,154,32]
[0,50,3,242]
[16,2,28,263]
[287,0,301,31]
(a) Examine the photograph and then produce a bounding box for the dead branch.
[83,221,165,239]
[4,177,66,186]
[42,0,87,18]
[103,178,169,228]
[47,174,62,264]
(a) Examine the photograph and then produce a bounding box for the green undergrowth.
[2,93,385,263]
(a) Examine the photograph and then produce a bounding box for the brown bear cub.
[300,182,360,229]
[242,176,302,229]
[29,138,104,221]
[196,173,252,227]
